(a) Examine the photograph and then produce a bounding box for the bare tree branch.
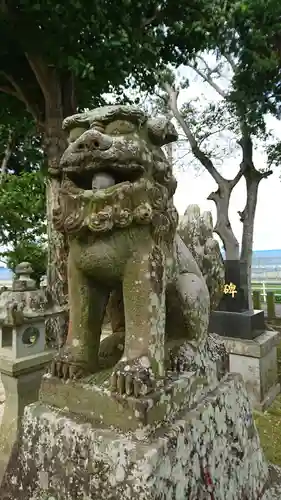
[0,71,43,124]
[228,162,247,188]
[141,4,162,27]
[25,53,50,99]
[0,84,19,98]
[197,127,233,148]
[196,55,222,77]
[25,52,59,103]
[187,59,227,98]
[223,53,237,72]
[0,129,15,183]
[163,81,225,185]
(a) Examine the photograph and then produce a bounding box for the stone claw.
[50,351,88,381]
[110,358,154,398]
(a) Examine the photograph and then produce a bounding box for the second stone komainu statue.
[51,105,224,397]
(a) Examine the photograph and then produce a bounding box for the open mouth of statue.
[67,164,144,191]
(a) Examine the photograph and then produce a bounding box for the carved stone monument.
[0,106,274,499]
[207,254,265,340]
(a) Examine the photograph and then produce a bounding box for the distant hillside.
[253,249,281,258]
[220,249,281,259]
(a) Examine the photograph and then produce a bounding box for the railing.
[252,289,281,319]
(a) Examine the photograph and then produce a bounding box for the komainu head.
[54,105,179,240]
[60,105,178,195]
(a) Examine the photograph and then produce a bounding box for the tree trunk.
[239,168,269,310]
[43,85,69,347]
[0,129,14,182]
[207,181,240,260]
[238,128,272,311]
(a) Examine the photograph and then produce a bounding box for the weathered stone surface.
[209,309,265,339]
[223,329,281,410]
[51,105,222,396]
[1,373,269,500]
[41,333,228,432]
[178,204,225,311]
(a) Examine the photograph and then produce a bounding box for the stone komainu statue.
[51,105,224,396]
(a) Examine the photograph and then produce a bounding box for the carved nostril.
[74,133,112,153]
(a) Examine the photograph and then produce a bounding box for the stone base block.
[0,373,270,500]
[40,335,228,432]
[209,309,265,339]
[223,329,281,410]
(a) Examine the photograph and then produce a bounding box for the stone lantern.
[0,263,55,363]
[0,263,64,473]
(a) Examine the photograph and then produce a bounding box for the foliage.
[0,171,47,281]
[232,0,281,117]
[267,142,281,169]
[2,241,47,285]
[195,0,281,130]
[0,120,43,175]
[0,0,221,126]
[0,0,227,296]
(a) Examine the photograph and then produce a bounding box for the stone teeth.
[92,172,116,190]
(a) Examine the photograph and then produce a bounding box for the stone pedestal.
[0,373,270,500]
[0,351,55,479]
[209,309,265,339]
[223,329,281,410]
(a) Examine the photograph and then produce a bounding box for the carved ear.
[147,118,178,146]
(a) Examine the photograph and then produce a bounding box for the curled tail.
[178,204,225,311]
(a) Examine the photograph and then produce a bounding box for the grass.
[254,340,281,466]
[254,397,281,465]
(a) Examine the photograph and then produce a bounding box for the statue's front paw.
[168,342,196,373]
[50,348,88,380]
[110,357,155,397]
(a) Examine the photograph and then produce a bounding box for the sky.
[170,59,281,251]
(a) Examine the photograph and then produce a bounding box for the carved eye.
[68,127,88,144]
[105,120,135,135]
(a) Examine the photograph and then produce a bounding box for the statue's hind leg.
[177,272,210,344]
[166,272,210,372]
[51,254,110,380]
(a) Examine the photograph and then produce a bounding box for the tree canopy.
[205,0,281,129]
[0,113,45,281]
[0,0,222,308]
[0,169,46,282]
[0,0,220,129]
